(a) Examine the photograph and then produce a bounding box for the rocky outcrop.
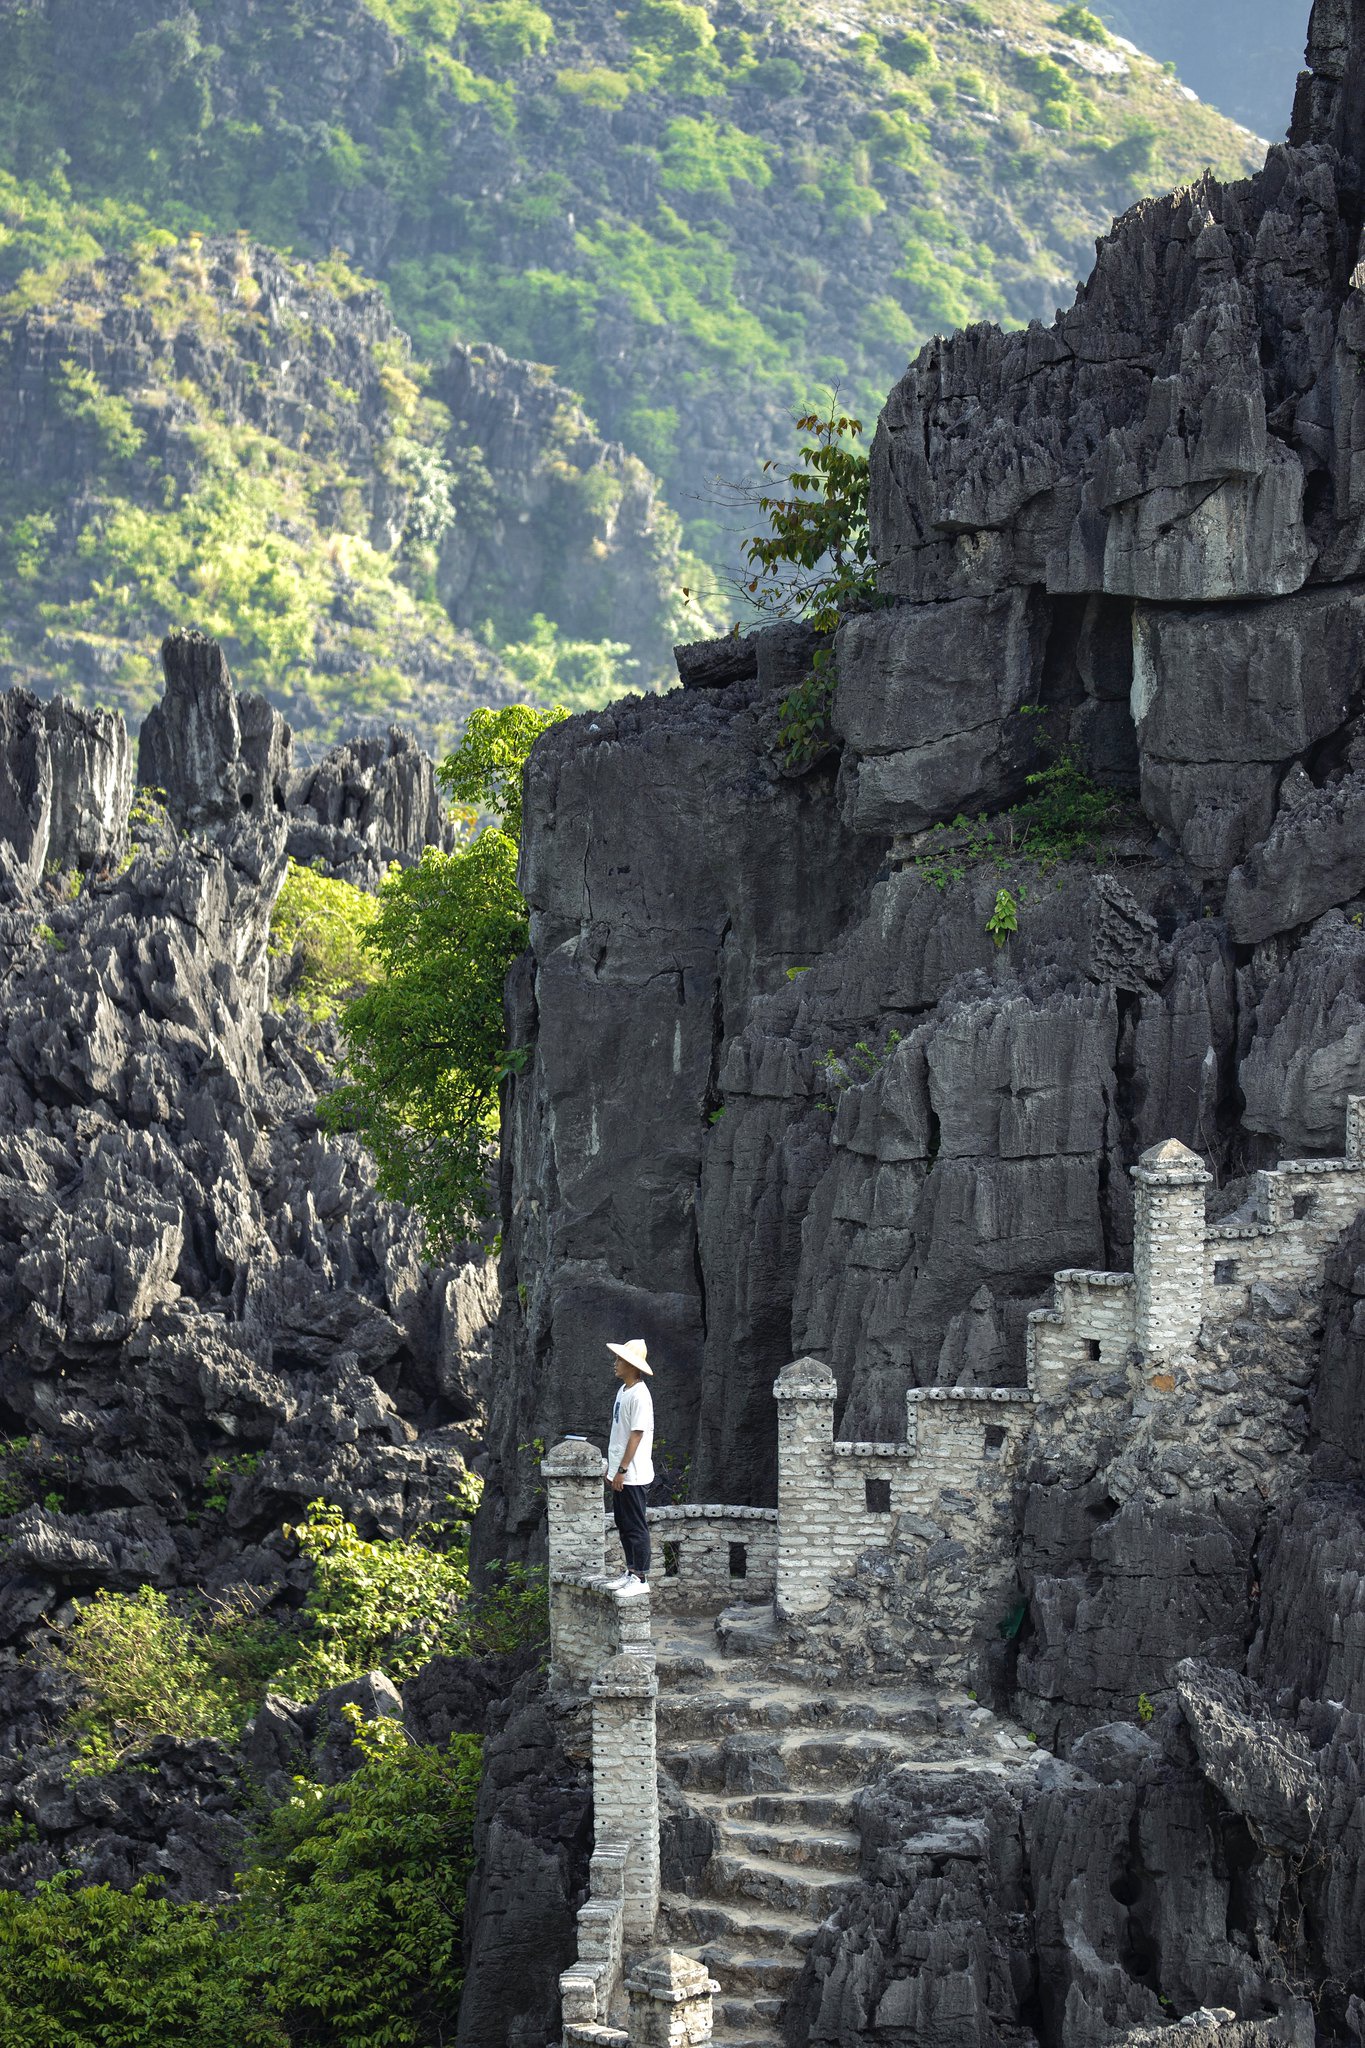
[0,689,130,893]
[474,6,1365,2035]
[0,632,493,1895]
[286,726,459,889]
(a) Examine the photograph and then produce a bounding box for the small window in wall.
[1084,1339,1102,1363]
[984,1424,1007,1458]
[1213,1259,1239,1286]
[728,1541,747,1579]
[1293,1192,1317,1221]
[662,1541,680,1579]
[865,1477,892,1514]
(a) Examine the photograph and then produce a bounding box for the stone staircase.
[651,1611,1039,2048]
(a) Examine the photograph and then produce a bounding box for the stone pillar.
[1347,1095,1365,1165]
[1132,1139,1211,1365]
[626,1952,718,2048]
[774,1356,837,1618]
[590,1655,659,1942]
[544,1437,607,1576]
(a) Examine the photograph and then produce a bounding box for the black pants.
[612,1484,651,1577]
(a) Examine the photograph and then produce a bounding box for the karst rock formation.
[0,632,498,1894]
[467,2,1365,2042]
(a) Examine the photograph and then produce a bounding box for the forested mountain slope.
[1,0,1266,598]
[0,221,687,743]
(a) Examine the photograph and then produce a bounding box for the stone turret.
[773,1357,837,1617]
[1132,1139,1213,1366]
[543,1436,607,1578]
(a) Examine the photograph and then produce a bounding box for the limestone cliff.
[477,4,1365,2035]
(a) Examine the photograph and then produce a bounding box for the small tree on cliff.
[731,400,875,767]
[323,704,565,1244]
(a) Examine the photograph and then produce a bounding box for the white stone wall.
[770,1103,1365,1619]
[550,1574,652,1691]
[590,1656,660,1942]
[644,1505,777,1611]
[1027,1271,1136,1397]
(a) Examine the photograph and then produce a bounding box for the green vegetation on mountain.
[0,0,1264,621]
[0,203,685,739]
[326,704,563,1242]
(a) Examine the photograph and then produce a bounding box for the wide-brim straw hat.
[606,1337,653,1376]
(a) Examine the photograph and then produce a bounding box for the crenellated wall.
[780,1104,1365,1618]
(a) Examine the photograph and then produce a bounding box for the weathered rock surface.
[473,6,1365,2039]
[0,631,494,1895]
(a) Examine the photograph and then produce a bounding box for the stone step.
[655,1686,943,1742]
[715,1992,788,2035]
[706,1849,857,1917]
[655,1892,817,1956]
[717,1817,861,1873]
[658,1726,929,1794]
[722,1790,859,1830]
[692,1944,803,1998]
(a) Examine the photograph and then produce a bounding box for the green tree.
[738,403,875,768]
[269,859,380,1023]
[237,1721,483,2048]
[326,704,565,1240]
[0,1876,282,2048]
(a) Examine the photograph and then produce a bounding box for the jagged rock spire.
[1292,0,1365,172]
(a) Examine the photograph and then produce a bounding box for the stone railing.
[645,1504,777,1611]
[543,1441,666,2045]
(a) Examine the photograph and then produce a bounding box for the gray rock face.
[0,638,492,1899]
[286,726,458,889]
[476,12,1365,2037]
[456,1683,591,2048]
[0,688,130,893]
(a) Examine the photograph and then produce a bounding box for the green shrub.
[464,1559,550,1656]
[236,1721,482,2048]
[53,359,143,463]
[1055,5,1111,43]
[629,0,715,58]
[886,29,935,74]
[0,1729,484,2048]
[62,1586,287,1770]
[275,1499,476,1693]
[659,115,771,196]
[269,859,381,1023]
[747,56,803,97]
[465,0,554,66]
[0,1876,283,2048]
[554,66,632,107]
[497,613,637,712]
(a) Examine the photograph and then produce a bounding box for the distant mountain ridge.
[1,3,1262,545]
[1095,0,1307,140]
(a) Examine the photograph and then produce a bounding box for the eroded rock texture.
[0,631,498,1896]
[481,2,1365,2038]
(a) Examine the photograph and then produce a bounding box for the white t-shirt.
[607,1380,654,1486]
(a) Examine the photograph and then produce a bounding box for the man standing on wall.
[606,1338,654,1587]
